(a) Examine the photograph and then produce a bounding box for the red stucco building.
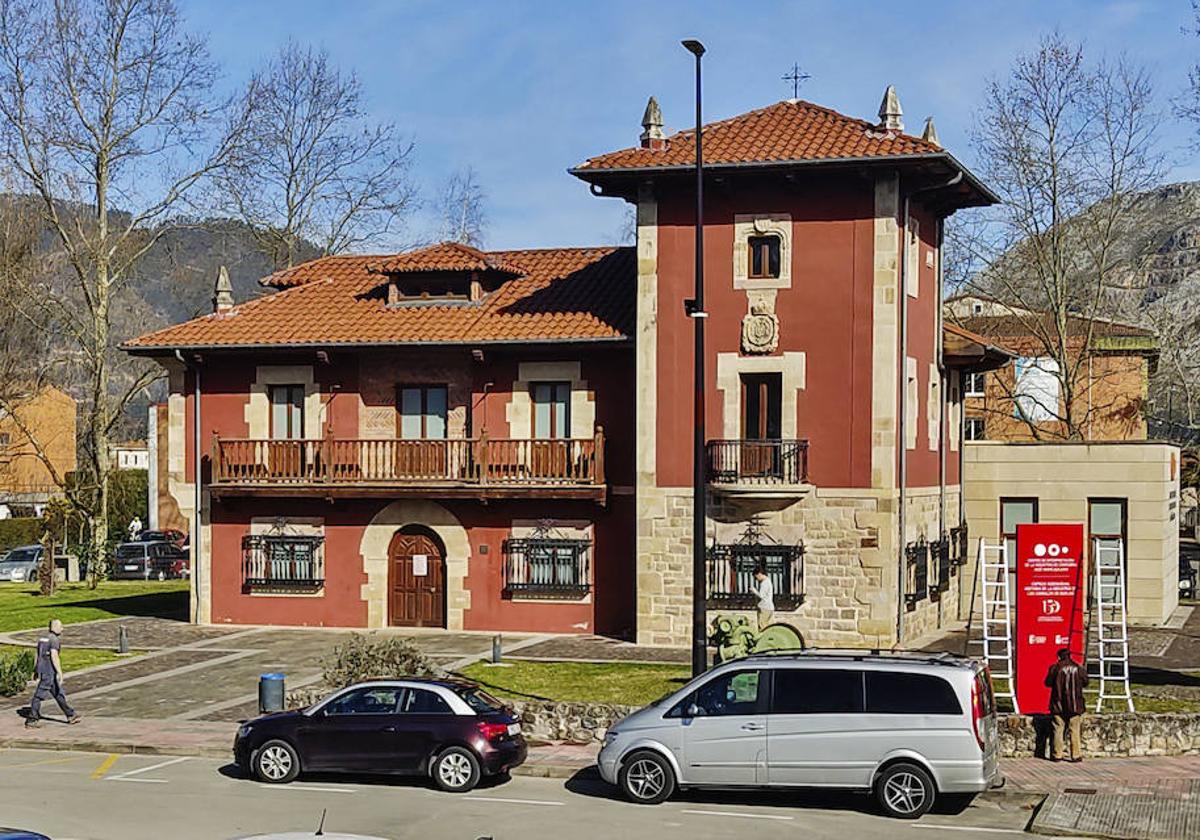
[125,89,1009,647]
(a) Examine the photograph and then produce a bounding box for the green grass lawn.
[0,580,188,632]
[0,644,140,672]
[457,660,691,705]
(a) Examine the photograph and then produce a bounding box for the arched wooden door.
[387,527,445,627]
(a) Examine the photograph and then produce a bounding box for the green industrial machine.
[708,614,805,663]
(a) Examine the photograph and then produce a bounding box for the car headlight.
[237,724,252,739]
[603,730,620,748]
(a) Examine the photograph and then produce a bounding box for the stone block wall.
[636,483,965,649]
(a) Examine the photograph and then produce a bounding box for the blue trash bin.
[259,672,286,714]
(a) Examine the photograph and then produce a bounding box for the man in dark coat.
[1044,648,1088,761]
[26,619,80,728]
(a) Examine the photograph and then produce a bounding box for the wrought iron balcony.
[706,542,805,611]
[211,430,606,502]
[242,534,325,590]
[705,439,810,496]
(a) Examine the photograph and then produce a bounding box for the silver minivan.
[598,651,1002,819]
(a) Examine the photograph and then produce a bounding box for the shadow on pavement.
[216,761,512,793]
[563,767,882,815]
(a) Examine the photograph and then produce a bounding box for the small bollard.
[491,634,502,664]
[117,625,129,654]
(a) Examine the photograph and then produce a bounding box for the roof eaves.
[570,151,999,205]
[121,335,634,356]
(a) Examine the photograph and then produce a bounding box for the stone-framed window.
[733,214,792,290]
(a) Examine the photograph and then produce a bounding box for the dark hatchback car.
[234,679,526,792]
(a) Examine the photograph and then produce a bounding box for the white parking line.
[110,777,169,784]
[107,756,190,781]
[463,795,564,806]
[680,809,794,821]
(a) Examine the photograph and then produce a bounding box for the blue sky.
[184,0,1200,251]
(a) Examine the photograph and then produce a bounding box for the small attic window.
[386,271,483,305]
[748,235,781,279]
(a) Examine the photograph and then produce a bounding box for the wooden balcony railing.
[705,439,809,486]
[211,430,606,497]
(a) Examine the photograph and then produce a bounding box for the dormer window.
[748,235,781,279]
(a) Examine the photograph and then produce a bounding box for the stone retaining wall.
[998,713,1200,757]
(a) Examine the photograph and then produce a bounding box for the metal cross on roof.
[782,63,812,99]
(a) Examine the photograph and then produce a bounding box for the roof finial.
[921,116,940,148]
[213,265,234,314]
[878,85,903,132]
[640,96,665,149]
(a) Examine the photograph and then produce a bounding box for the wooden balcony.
[705,439,811,499]
[210,430,606,502]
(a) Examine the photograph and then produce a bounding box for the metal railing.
[242,534,325,588]
[213,430,605,488]
[706,543,805,610]
[705,439,809,485]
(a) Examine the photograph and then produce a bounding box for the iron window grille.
[950,524,969,568]
[905,538,930,609]
[934,537,953,594]
[503,536,591,598]
[707,522,805,611]
[242,534,325,590]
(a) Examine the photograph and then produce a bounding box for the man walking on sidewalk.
[1045,648,1088,762]
[26,619,80,728]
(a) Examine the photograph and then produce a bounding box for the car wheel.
[432,746,481,793]
[253,739,300,784]
[876,762,936,819]
[618,750,675,805]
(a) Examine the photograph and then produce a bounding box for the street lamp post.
[682,38,707,677]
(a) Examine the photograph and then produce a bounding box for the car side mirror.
[686,703,701,718]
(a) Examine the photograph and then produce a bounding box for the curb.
[512,762,595,780]
[0,736,231,761]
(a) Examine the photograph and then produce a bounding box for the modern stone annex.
[124,87,1012,648]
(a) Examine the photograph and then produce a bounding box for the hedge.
[0,518,44,553]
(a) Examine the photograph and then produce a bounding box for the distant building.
[111,441,150,471]
[945,294,1157,442]
[0,385,76,513]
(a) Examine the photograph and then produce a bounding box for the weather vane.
[782,63,811,99]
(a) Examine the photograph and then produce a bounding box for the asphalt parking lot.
[0,747,1043,840]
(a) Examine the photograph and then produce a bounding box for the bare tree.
[435,166,486,247]
[222,41,417,268]
[950,33,1163,439]
[0,0,243,582]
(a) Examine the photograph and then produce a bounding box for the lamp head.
[681,39,705,57]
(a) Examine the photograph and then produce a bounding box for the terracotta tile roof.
[125,245,635,350]
[572,99,943,172]
[260,254,389,289]
[368,241,524,276]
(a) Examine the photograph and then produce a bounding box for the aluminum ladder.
[1089,538,1134,712]
[972,539,1019,713]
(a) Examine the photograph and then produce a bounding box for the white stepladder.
[1089,538,1134,712]
[970,538,1020,714]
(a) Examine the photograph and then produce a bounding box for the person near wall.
[1044,648,1088,762]
[25,619,80,728]
[752,566,775,630]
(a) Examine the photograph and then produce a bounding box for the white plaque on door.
[412,554,428,576]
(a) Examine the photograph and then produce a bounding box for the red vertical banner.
[1014,523,1085,715]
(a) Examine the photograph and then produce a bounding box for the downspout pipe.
[896,172,963,647]
[175,349,201,624]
